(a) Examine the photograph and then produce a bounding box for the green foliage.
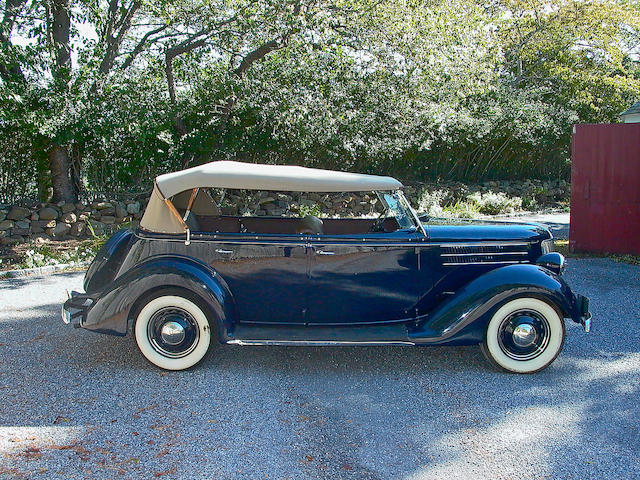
[414,189,450,217]
[0,0,639,202]
[521,195,538,211]
[20,240,103,269]
[18,217,108,268]
[441,200,481,219]
[466,191,523,215]
[298,203,322,218]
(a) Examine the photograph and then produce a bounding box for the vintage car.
[62,161,591,372]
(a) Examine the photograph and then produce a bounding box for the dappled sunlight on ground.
[398,348,640,479]
[405,404,584,480]
[0,426,87,477]
[0,426,85,454]
[569,352,640,383]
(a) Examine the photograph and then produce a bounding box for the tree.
[0,0,639,202]
[1,0,160,201]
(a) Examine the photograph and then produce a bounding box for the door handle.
[215,249,233,254]
[316,250,334,255]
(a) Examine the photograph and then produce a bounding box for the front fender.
[83,255,235,339]
[409,264,584,345]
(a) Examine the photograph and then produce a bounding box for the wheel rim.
[497,309,550,361]
[147,307,200,358]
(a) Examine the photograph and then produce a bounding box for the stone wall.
[0,200,143,246]
[0,178,569,245]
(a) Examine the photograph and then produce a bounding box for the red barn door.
[570,123,640,255]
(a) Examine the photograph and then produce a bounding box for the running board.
[228,339,415,346]
[228,323,413,346]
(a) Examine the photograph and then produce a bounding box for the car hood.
[424,217,551,243]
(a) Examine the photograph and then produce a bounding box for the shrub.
[521,196,538,211]
[466,191,522,215]
[441,200,481,219]
[414,189,449,217]
[20,240,105,269]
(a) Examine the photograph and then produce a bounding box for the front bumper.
[61,291,94,328]
[576,294,592,332]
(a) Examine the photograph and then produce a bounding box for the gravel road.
[0,258,638,479]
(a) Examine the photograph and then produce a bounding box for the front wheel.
[481,297,565,373]
[134,294,212,370]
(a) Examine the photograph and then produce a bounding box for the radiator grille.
[440,243,530,266]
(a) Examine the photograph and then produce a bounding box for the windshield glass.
[377,191,416,230]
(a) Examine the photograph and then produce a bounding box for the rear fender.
[409,264,584,345]
[84,228,134,293]
[84,255,235,339]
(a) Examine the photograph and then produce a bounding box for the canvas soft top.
[155,160,402,197]
[140,161,403,235]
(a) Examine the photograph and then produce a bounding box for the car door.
[207,233,308,324]
[305,232,432,324]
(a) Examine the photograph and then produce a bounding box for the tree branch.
[121,24,169,70]
[233,38,281,76]
[101,0,119,43]
[0,0,27,83]
[98,0,142,75]
[0,0,26,41]
[223,3,301,118]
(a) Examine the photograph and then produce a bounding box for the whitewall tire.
[134,294,212,370]
[481,297,565,374]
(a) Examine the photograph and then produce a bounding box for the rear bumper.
[61,291,94,328]
[576,294,592,332]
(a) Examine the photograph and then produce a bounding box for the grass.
[610,254,640,266]
[554,240,570,257]
[555,239,640,266]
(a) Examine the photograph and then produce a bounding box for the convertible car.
[62,161,591,372]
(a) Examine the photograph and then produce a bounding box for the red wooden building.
[570,123,640,255]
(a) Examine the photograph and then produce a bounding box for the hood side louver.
[440,243,530,266]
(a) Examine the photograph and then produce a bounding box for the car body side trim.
[227,339,415,346]
[442,260,529,266]
[134,231,533,250]
[441,251,529,257]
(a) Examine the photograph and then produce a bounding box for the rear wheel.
[481,297,565,373]
[134,294,211,370]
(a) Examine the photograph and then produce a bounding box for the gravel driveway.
[0,258,638,479]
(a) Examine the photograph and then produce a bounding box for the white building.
[620,101,640,123]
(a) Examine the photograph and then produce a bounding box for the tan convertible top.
[155,160,402,197]
[140,161,403,235]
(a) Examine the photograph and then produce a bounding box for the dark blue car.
[62,161,591,372]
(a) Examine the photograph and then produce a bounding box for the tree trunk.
[35,148,52,202]
[51,0,71,77]
[48,145,76,203]
[48,0,73,202]
[70,141,82,198]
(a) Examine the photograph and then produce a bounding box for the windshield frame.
[376,190,427,236]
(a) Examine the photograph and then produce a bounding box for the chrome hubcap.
[147,307,199,358]
[160,321,186,345]
[512,323,537,347]
[498,309,550,361]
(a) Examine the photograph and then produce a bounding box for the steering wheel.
[369,213,388,233]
